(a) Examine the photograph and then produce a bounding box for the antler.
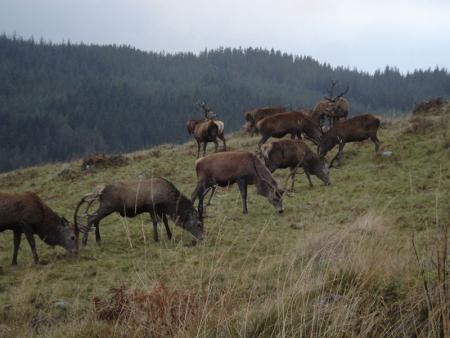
[324,80,338,101]
[74,193,100,234]
[335,84,349,99]
[197,101,212,113]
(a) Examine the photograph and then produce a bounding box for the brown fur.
[260,139,331,191]
[191,151,284,216]
[187,119,224,158]
[318,114,381,168]
[313,97,350,126]
[256,111,323,146]
[0,192,78,265]
[78,178,203,246]
[244,106,286,135]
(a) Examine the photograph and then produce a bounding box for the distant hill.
[0,34,449,172]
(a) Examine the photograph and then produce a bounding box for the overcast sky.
[1,0,449,73]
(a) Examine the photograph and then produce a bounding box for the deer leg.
[162,214,172,240]
[94,220,101,244]
[206,186,216,206]
[289,166,298,192]
[330,142,345,168]
[196,140,201,158]
[191,181,207,220]
[198,189,206,220]
[237,179,248,214]
[258,135,269,148]
[202,142,207,157]
[371,135,380,153]
[150,213,159,242]
[24,231,39,264]
[304,169,313,188]
[12,230,22,265]
[219,134,227,151]
[214,139,219,153]
[82,209,111,246]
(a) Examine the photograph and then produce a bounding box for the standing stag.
[256,111,323,147]
[191,151,284,217]
[187,101,227,157]
[259,139,331,191]
[75,178,203,246]
[313,81,350,127]
[317,114,381,168]
[0,192,78,265]
[187,119,220,158]
[244,106,286,135]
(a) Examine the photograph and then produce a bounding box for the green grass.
[0,109,449,337]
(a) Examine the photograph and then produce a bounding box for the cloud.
[0,0,449,72]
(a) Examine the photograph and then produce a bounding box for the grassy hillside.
[0,106,449,337]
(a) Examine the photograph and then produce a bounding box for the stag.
[317,114,381,168]
[191,151,284,217]
[314,81,350,127]
[75,178,203,246]
[0,192,78,265]
[189,101,227,155]
[187,119,220,158]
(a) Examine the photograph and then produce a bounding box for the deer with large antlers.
[313,80,350,128]
[75,178,203,247]
[187,101,226,156]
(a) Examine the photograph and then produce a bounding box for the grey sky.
[1,0,449,73]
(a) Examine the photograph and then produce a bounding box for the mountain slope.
[1,34,450,172]
[0,104,449,337]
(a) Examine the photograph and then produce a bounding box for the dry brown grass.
[1,105,449,337]
[93,283,200,337]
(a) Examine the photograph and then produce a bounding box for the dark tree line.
[0,34,449,172]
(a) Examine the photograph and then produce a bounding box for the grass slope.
[0,107,449,337]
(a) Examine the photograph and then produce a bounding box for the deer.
[244,106,286,135]
[0,192,78,265]
[186,119,220,158]
[259,139,331,191]
[75,178,203,247]
[256,111,323,147]
[313,80,350,128]
[191,151,284,217]
[317,114,381,168]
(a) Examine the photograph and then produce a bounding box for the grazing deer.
[0,192,78,265]
[191,151,284,217]
[256,111,323,147]
[244,106,286,135]
[259,139,331,191]
[76,178,203,246]
[317,114,381,168]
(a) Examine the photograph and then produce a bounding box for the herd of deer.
[0,82,381,266]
